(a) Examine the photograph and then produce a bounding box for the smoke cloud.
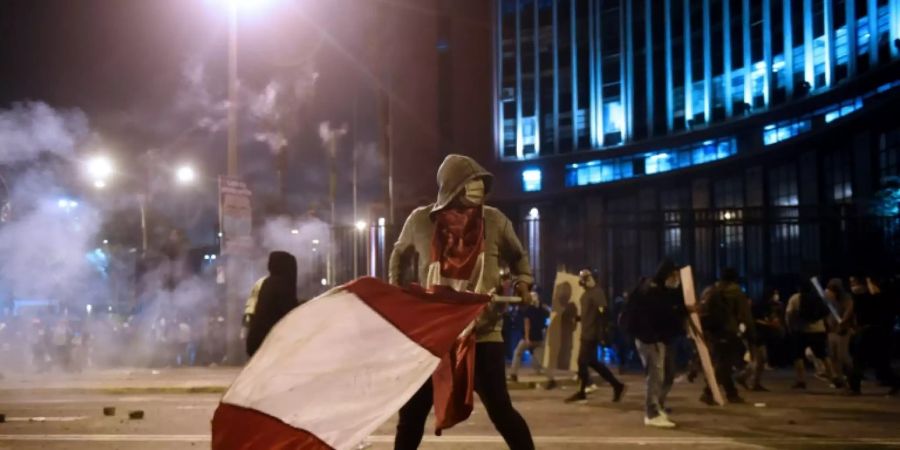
[0,102,89,164]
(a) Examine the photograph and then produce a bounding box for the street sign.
[218,176,253,256]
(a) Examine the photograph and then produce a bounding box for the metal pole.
[139,196,148,255]
[227,4,239,177]
[352,95,359,278]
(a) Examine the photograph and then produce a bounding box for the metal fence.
[518,206,900,301]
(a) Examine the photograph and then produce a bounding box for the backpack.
[797,292,830,324]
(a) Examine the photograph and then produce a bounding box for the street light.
[355,220,367,232]
[175,165,197,185]
[86,156,114,181]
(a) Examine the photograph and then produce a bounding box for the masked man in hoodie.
[389,154,535,450]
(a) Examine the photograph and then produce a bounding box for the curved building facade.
[487,0,900,297]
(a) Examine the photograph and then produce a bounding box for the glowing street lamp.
[86,156,114,181]
[355,220,367,232]
[175,165,197,185]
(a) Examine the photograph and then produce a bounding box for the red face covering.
[430,206,484,281]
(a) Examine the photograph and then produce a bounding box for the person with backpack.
[698,268,750,405]
[785,279,839,390]
[620,260,688,428]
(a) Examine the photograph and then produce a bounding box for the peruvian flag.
[212,277,489,450]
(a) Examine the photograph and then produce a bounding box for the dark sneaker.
[613,384,627,402]
[699,392,717,406]
[507,374,518,383]
[831,378,846,389]
[565,391,588,404]
[543,379,558,390]
[791,381,807,390]
[727,394,746,404]
[751,385,770,392]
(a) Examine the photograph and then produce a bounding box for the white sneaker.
[585,383,600,394]
[644,415,676,428]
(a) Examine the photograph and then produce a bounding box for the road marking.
[2,435,900,446]
[2,417,87,423]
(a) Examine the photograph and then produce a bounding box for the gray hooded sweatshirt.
[388,154,534,343]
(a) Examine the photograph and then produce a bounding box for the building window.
[525,207,541,286]
[566,137,738,187]
[660,187,690,261]
[566,158,634,186]
[522,168,543,192]
[768,164,800,274]
[496,0,898,161]
[880,129,900,181]
[714,177,745,274]
[823,97,864,123]
[763,119,812,145]
[644,138,738,174]
[824,150,854,203]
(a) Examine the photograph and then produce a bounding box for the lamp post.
[319,122,347,285]
[227,2,239,178]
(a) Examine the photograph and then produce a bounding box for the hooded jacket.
[389,154,532,343]
[246,251,298,357]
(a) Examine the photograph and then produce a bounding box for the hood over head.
[431,154,494,215]
[267,251,297,281]
[653,258,679,286]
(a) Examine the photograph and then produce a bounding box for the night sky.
[0,0,389,242]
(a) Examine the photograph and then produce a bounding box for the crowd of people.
[501,259,900,428]
[0,307,230,373]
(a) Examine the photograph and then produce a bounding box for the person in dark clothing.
[699,267,750,405]
[847,276,900,395]
[246,251,299,357]
[565,269,626,404]
[737,288,783,391]
[610,291,640,374]
[509,288,556,389]
[621,260,688,428]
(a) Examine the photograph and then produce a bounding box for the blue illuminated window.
[570,138,737,186]
[763,120,812,146]
[522,169,542,192]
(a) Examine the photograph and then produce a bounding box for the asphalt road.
[1,369,899,449]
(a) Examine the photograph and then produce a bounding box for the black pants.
[706,335,741,398]
[577,339,623,393]
[394,342,534,450]
[848,327,899,393]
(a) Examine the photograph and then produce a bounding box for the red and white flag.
[212,277,488,450]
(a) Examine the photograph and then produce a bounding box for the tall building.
[483,0,900,296]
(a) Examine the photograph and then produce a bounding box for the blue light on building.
[496,0,899,160]
[567,137,738,186]
[522,169,543,192]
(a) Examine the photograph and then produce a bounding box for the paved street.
[1,367,900,449]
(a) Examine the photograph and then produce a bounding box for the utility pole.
[320,122,347,286]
